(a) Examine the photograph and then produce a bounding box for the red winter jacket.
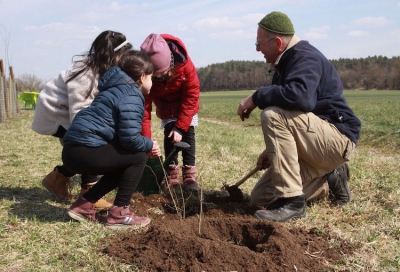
[141,34,200,139]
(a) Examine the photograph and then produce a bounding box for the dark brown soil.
[101,190,356,271]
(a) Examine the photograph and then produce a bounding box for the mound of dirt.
[101,191,355,271]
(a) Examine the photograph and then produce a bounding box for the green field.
[0,90,399,270]
[200,90,400,153]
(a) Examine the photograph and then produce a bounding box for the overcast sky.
[1,0,399,80]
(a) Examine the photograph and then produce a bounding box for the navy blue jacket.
[63,66,153,153]
[252,40,361,144]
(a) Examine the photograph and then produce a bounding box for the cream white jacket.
[32,61,99,135]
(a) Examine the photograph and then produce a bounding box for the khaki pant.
[250,106,356,207]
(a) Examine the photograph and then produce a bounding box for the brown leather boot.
[162,164,181,192]
[182,165,199,191]
[79,182,113,210]
[42,167,73,200]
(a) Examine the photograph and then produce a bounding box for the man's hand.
[237,95,256,121]
[257,149,271,170]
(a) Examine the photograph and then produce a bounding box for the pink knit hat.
[140,34,171,74]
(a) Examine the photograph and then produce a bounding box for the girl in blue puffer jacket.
[62,50,160,230]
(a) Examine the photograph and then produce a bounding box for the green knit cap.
[258,11,295,35]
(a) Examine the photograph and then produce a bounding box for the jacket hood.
[98,66,138,92]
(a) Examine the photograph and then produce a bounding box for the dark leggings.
[163,122,196,166]
[53,126,98,184]
[62,142,146,207]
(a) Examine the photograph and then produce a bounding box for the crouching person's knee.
[260,106,284,123]
[250,188,275,207]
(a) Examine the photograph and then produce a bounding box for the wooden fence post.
[0,59,6,123]
[9,66,18,117]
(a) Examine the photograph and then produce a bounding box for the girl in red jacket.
[140,33,200,192]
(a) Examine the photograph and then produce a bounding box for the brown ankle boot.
[79,182,113,210]
[42,167,73,200]
[162,164,181,192]
[182,165,199,191]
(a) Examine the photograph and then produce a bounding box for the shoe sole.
[42,179,71,201]
[66,209,88,222]
[105,222,151,230]
[254,212,306,222]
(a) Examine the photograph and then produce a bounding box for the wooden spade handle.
[233,166,260,188]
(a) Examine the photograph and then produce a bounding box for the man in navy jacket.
[237,11,361,222]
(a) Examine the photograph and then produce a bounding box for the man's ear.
[276,37,288,53]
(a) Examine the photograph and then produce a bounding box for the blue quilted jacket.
[252,40,361,144]
[63,66,153,153]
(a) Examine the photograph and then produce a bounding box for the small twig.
[304,250,323,259]
[144,163,159,189]
[179,185,186,219]
[198,175,203,236]
[163,162,182,219]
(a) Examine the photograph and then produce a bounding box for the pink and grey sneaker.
[101,206,151,230]
[67,197,97,222]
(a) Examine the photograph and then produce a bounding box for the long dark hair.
[118,50,154,81]
[66,30,133,98]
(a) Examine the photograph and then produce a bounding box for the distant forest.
[196,56,400,91]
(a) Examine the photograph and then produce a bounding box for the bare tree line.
[7,56,400,93]
[332,56,400,90]
[197,56,400,91]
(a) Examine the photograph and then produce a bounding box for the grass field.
[0,90,399,271]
